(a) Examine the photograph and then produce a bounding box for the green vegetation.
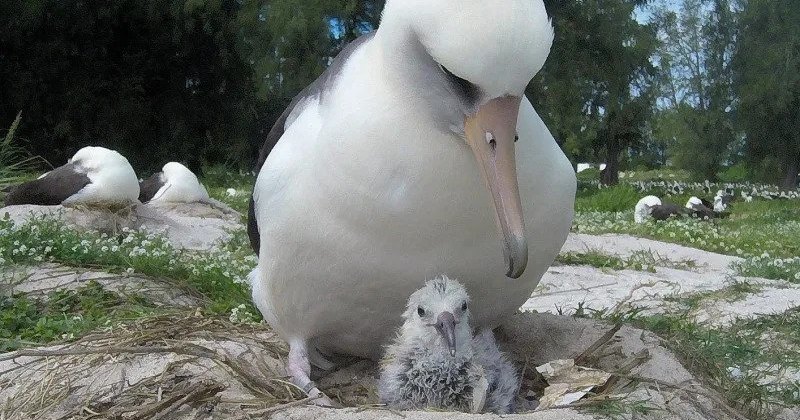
[0,1,794,188]
[0,214,259,316]
[202,165,255,214]
[614,308,800,418]
[571,179,800,418]
[0,112,38,187]
[573,184,800,283]
[0,281,157,352]
[556,248,697,273]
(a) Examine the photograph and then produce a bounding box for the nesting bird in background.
[2,146,139,207]
[138,162,210,204]
[379,276,519,414]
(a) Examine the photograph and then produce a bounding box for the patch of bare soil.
[1,263,204,307]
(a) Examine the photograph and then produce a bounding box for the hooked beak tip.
[504,234,529,279]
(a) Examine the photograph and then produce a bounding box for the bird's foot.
[300,381,341,408]
[287,339,342,408]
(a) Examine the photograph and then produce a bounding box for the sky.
[635,0,681,23]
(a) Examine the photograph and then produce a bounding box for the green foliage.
[734,0,800,189]
[0,0,261,171]
[574,185,800,283]
[0,281,155,351]
[556,250,628,271]
[557,248,697,272]
[531,0,657,182]
[630,309,800,415]
[0,214,259,315]
[0,111,38,187]
[651,0,738,181]
[202,165,255,214]
[575,184,642,212]
[718,162,750,183]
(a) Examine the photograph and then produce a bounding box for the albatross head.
[379,0,554,278]
[70,146,129,172]
[401,275,473,357]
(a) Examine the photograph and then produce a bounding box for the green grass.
[0,213,259,317]
[556,248,697,273]
[0,111,40,188]
[663,280,764,310]
[573,198,800,282]
[570,181,800,418]
[579,300,800,419]
[575,184,643,213]
[202,165,255,214]
[0,281,158,352]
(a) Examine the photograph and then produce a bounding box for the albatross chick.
[379,276,518,414]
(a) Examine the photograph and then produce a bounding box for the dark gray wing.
[138,172,165,203]
[4,163,91,206]
[248,31,376,255]
[690,206,715,220]
[650,203,685,221]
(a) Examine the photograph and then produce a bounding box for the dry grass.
[0,312,305,419]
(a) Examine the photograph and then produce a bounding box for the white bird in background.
[138,162,209,204]
[3,146,139,207]
[379,276,518,414]
[634,195,662,223]
[247,0,576,403]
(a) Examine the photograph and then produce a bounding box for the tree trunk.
[601,139,620,186]
[782,154,799,190]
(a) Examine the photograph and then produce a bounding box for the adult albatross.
[3,146,139,207]
[248,0,576,403]
[138,162,209,204]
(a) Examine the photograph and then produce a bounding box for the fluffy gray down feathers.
[378,277,518,413]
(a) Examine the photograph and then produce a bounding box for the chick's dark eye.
[417,306,425,317]
[461,301,468,311]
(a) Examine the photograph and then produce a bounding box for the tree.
[734,0,800,189]
[240,0,384,166]
[532,0,657,184]
[0,0,260,172]
[651,0,738,180]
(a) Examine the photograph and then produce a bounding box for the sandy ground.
[527,233,800,326]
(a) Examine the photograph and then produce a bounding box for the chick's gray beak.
[435,312,457,356]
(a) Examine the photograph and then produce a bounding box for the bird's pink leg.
[287,340,336,407]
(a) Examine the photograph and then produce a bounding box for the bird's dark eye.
[514,134,519,143]
[417,306,425,317]
[461,301,468,311]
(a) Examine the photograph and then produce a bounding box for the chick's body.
[378,276,517,414]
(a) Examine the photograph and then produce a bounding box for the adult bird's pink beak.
[465,96,528,279]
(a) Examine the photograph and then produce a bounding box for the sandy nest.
[0,309,750,420]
